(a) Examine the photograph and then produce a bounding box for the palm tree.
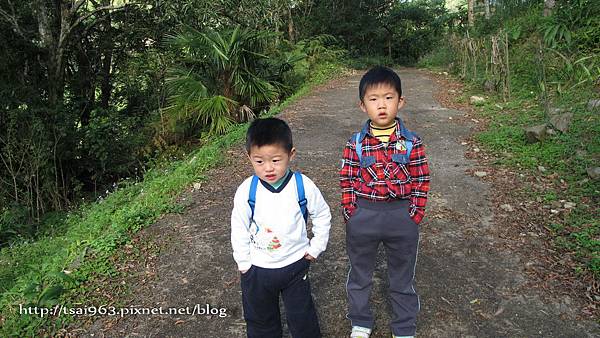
[165,26,279,135]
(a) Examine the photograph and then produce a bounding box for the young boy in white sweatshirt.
[231,117,332,338]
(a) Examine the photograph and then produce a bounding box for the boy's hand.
[304,252,316,261]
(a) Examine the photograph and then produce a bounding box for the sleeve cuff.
[409,204,424,224]
[343,205,356,222]
[237,262,252,271]
[343,210,350,222]
[306,246,322,259]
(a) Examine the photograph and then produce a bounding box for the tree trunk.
[75,43,95,126]
[287,6,295,43]
[544,0,556,17]
[36,1,64,108]
[484,0,490,19]
[221,71,236,120]
[468,0,475,27]
[32,1,121,109]
[100,12,113,109]
[273,10,279,44]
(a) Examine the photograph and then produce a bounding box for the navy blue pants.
[346,199,420,336]
[241,258,321,338]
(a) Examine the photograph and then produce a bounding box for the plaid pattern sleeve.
[339,139,359,222]
[407,136,430,224]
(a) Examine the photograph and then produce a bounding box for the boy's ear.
[358,100,367,113]
[397,96,406,110]
[246,145,254,160]
[289,147,296,161]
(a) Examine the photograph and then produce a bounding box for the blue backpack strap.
[248,175,259,223]
[354,132,363,163]
[294,171,308,224]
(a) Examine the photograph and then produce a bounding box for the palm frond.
[164,68,209,115]
[238,105,256,122]
[207,31,230,69]
[165,25,281,134]
[233,71,278,107]
[192,96,237,135]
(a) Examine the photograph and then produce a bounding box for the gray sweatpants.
[346,198,419,336]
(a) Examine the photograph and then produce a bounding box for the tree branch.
[0,2,26,40]
[59,4,126,50]
[73,0,88,13]
[70,4,125,34]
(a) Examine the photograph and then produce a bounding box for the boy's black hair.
[358,66,402,101]
[245,117,293,153]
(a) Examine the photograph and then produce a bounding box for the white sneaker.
[350,326,372,338]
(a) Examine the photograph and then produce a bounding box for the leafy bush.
[165,26,281,137]
[417,43,455,69]
[265,34,345,95]
[0,206,32,246]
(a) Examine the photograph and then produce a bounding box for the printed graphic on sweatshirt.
[249,220,282,253]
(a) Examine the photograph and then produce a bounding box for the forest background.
[0,0,598,334]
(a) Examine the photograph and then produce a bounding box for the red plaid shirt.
[339,119,430,224]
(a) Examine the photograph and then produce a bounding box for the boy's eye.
[255,160,263,164]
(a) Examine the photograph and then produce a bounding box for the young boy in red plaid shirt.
[339,66,430,338]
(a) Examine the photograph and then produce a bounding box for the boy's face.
[248,144,295,183]
[359,83,405,128]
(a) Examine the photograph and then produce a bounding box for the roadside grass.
[0,61,348,336]
[467,85,599,279]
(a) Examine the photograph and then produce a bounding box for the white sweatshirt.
[230,172,331,271]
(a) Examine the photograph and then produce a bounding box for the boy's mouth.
[265,174,277,181]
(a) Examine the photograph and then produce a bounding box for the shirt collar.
[358,117,411,142]
[259,169,293,193]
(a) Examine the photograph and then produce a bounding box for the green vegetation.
[419,0,599,278]
[302,0,452,65]
[0,1,452,244]
[0,60,346,335]
[0,1,347,245]
[165,26,281,135]
[6,0,598,334]
[4,0,430,334]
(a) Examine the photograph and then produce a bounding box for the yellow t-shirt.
[370,122,396,145]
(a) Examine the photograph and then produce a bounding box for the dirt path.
[85,69,599,337]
